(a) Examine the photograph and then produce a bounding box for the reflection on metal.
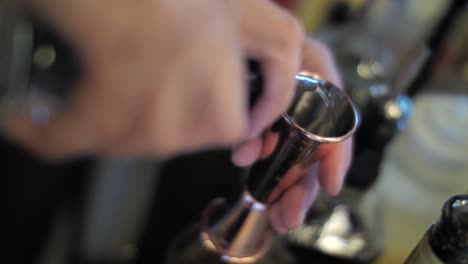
[286,187,383,263]
[200,195,271,264]
[167,73,359,263]
[453,199,468,208]
[198,73,358,262]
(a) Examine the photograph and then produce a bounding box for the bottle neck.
[429,195,468,263]
[405,195,468,264]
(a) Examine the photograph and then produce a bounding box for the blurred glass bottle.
[313,0,448,109]
[376,2,468,262]
[404,195,468,264]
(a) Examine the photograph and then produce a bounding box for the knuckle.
[145,123,184,158]
[149,137,178,157]
[98,115,131,147]
[213,115,246,145]
[208,85,246,146]
[223,122,245,144]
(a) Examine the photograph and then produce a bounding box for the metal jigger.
[197,72,360,263]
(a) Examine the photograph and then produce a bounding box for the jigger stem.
[200,72,359,263]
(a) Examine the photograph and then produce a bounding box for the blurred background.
[3,0,467,263]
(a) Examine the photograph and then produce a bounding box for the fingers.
[259,131,279,159]
[267,166,303,204]
[231,130,279,167]
[268,38,353,234]
[301,38,343,87]
[318,139,353,196]
[301,38,351,195]
[269,205,288,235]
[232,0,304,139]
[269,165,320,234]
[229,0,305,166]
[231,137,263,167]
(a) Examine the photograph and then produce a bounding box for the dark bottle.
[404,195,468,264]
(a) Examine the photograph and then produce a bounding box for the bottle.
[404,195,468,264]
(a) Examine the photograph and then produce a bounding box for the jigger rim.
[283,71,360,144]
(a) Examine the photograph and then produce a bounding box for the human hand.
[231,39,353,234]
[2,0,304,160]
